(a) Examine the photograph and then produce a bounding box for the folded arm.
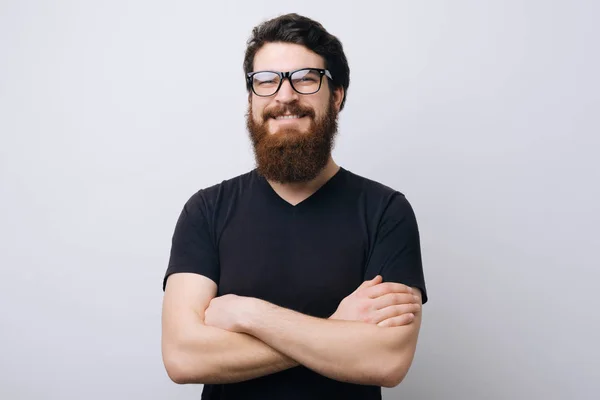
[162,273,420,385]
[233,290,422,388]
[161,273,299,384]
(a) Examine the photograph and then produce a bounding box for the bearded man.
[161,13,428,400]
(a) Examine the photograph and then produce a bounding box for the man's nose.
[274,79,299,103]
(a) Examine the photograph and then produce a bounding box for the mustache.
[263,104,315,120]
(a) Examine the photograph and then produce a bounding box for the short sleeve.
[364,193,428,304]
[162,193,220,291]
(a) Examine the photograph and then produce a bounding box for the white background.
[1,1,598,399]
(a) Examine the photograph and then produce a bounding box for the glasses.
[247,68,333,97]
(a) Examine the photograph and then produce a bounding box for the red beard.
[246,96,338,183]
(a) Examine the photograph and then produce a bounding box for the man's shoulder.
[182,169,257,211]
[343,167,406,199]
[341,167,416,219]
[200,169,256,195]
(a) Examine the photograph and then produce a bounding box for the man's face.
[246,42,344,183]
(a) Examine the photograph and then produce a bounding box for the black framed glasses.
[246,68,333,97]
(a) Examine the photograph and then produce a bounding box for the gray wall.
[1,1,598,399]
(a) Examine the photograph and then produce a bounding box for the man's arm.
[206,286,423,388]
[162,273,298,384]
[162,273,420,385]
[246,291,422,387]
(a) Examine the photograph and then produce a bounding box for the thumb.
[356,275,382,291]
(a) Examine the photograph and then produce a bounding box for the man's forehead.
[253,42,325,72]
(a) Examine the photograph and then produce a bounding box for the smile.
[274,115,303,120]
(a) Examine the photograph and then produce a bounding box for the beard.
[246,96,339,184]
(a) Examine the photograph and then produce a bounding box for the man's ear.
[333,86,344,112]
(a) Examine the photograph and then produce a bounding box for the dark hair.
[243,13,350,110]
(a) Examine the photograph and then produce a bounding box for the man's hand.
[330,275,421,327]
[204,294,258,332]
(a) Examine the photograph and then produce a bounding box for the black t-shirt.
[163,166,428,400]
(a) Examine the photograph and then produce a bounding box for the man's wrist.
[237,297,266,334]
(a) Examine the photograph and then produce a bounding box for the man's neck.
[266,158,340,206]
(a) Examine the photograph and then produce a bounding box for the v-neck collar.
[254,167,346,210]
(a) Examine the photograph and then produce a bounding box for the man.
[161,13,428,400]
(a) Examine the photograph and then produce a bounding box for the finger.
[365,282,413,298]
[375,303,421,323]
[373,292,419,310]
[377,313,415,328]
[355,275,382,291]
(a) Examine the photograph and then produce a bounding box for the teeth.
[275,115,300,120]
